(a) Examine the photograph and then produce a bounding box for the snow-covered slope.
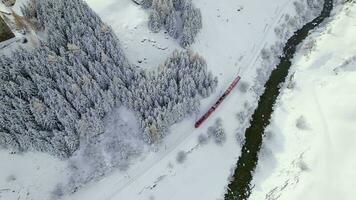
[250,2,356,199]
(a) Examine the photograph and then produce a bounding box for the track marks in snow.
[311,82,333,151]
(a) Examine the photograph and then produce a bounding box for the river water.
[225,0,334,199]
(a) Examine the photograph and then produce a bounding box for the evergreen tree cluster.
[142,0,202,48]
[58,107,144,195]
[129,50,218,143]
[0,0,216,158]
[1,0,131,158]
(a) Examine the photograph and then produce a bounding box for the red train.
[195,75,241,128]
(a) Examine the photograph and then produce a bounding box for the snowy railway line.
[195,75,241,128]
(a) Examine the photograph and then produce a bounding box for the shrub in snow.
[264,131,273,140]
[260,48,272,61]
[298,160,309,171]
[208,118,226,145]
[197,133,209,145]
[6,174,16,182]
[238,81,250,93]
[236,132,245,147]
[141,0,202,47]
[176,151,187,163]
[296,116,310,130]
[52,184,64,199]
[236,111,247,124]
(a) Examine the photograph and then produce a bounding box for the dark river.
[225,0,334,199]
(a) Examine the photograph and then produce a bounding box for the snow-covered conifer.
[165,11,179,38]
[148,9,163,32]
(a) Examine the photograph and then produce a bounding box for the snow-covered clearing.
[84,0,180,69]
[250,2,356,199]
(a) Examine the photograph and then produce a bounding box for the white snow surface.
[2,0,351,200]
[0,0,301,199]
[0,151,68,200]
[85,0,181,69]
[250,3,356,200]
[67,0,296,200]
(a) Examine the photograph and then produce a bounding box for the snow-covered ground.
[1,0,347,199]
[64,0,297,200]
[0,0,306,199]
[84,0,181,69]
[0,151,68,200]
[250,2,356,199]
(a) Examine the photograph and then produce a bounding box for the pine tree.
[30,97,59,130]
[173,0,186,11]
[180,4,202,48]
[165,11,179,39]
[141,0,153,8]
[148,9,162,33]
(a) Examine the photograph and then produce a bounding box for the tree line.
[140,0,203,48]
[0,0,216,159]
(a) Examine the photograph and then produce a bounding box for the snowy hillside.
[250,2,356,199]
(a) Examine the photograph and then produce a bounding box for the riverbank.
[250,1,356,199]
[225,0,334,199]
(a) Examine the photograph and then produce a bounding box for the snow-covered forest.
[139,0,202,47]
[0,0,216,162]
